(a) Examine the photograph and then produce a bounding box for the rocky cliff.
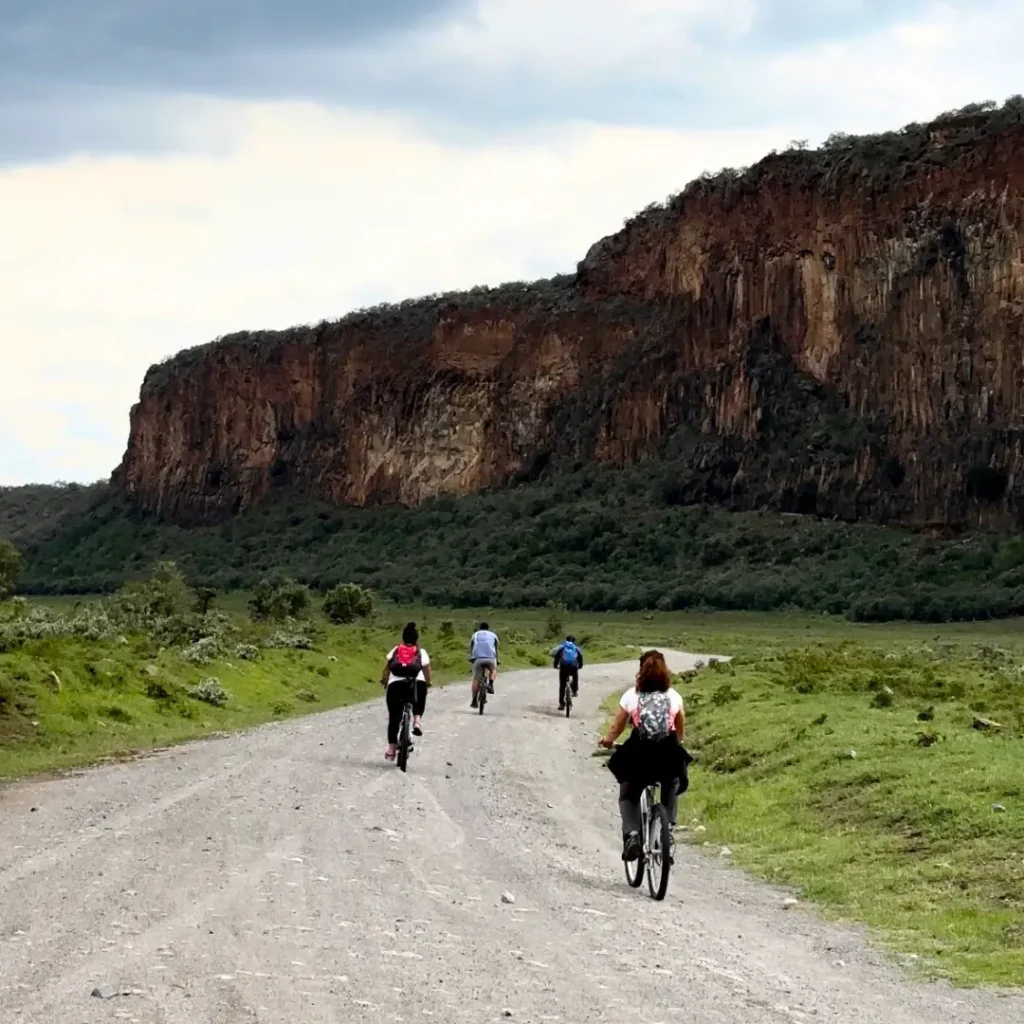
[117,100,1024,529]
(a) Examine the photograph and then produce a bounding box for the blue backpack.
[560,641,579,667]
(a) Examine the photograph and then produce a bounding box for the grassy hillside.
[0,481,107,551]
[8,464,1024,622]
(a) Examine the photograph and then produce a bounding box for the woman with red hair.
[600,650,692,863]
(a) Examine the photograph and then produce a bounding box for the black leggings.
[619,778,679,837]
[386,680,426,744]
[558,666,578,702]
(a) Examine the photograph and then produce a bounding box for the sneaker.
[558,702,566,711]
[571,685,579,696]
[471,698,478,709]
[413,725,423,737]
[487,681,495,694]
[622,831,642,862]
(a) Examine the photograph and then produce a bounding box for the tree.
[323,583,374,624]
[0,539,21,599]
[193,587,219,615]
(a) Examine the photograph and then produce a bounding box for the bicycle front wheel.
[646,802,672,901]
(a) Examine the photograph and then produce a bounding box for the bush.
[322,583,374,624]
[265,630,314,650]
[187,678,230,707]
[235,643,261,661]
[545,601,566,638]
[180,636,224,665]
[248,578,311,621]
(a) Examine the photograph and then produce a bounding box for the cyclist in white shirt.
[469,622,499,708]
[380,622,432,761]
[600,650,692,862]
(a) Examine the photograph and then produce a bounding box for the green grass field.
[600,619,1024,988]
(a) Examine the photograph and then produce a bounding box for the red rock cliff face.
[117,106,1024,529]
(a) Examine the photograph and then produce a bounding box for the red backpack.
[388,644,422,680]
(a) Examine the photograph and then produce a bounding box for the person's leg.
[618,781,643,860]
[413,679,426,735]
[385,681,407,757]
[558,667,568,708]
[485,659,496,693]
[471,661,481,706]
[660,776,679,827]
[570,667,579,696]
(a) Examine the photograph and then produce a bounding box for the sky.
[1,0,1022,485]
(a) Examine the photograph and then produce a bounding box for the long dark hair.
[636,650,671,693]
[402,622,419,646]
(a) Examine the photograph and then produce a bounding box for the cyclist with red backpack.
[380,622,432,761]
[600,650,692,862]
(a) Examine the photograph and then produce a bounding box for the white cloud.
[423,0,751,76]
[0,101,793,484]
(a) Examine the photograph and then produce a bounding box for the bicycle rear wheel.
[397,702,412,772]
[624,788,648,888]
[646,802,672,901]
[564,686,572,717]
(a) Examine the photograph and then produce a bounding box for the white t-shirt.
[386,646,431,684]
[619,687,684,732]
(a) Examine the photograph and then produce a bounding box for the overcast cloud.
[1,0,1022,484]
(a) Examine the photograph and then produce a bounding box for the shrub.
[187,678,230,707]
[322,583,374,624]
[248,578,311,621]
[545,601,566,638]
[180,636,224,665]
[439,619,455,639]
[235,643,261,661]
[265,630,314,650]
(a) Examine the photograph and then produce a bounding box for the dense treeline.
[6,463,1024,622]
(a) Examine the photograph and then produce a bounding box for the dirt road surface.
[2,653,1021,1023]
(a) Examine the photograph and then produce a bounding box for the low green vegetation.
[8,465,1024,622]
[612,625,1024,987]
[0,564,645,780]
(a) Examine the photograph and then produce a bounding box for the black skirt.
[608,731,693,791]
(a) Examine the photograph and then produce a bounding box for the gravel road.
[2,652,1021,1023]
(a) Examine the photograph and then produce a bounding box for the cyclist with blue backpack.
[551,635,583,710]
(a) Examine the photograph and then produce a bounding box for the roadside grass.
[600,631,1024,987]
[1,604,647,780]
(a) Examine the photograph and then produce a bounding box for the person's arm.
[423,664,433,685]
[494,635,499,663]
[673,693,686,739]
[577,649,584,669]
[600,707,630,748]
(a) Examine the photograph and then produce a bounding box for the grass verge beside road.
[1,604,646,780]
[604,629,1024,987]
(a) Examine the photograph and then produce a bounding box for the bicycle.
[396,681,419,772]
[472,660,496,715]
[623,780,672,900]
[563,680,573,717]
